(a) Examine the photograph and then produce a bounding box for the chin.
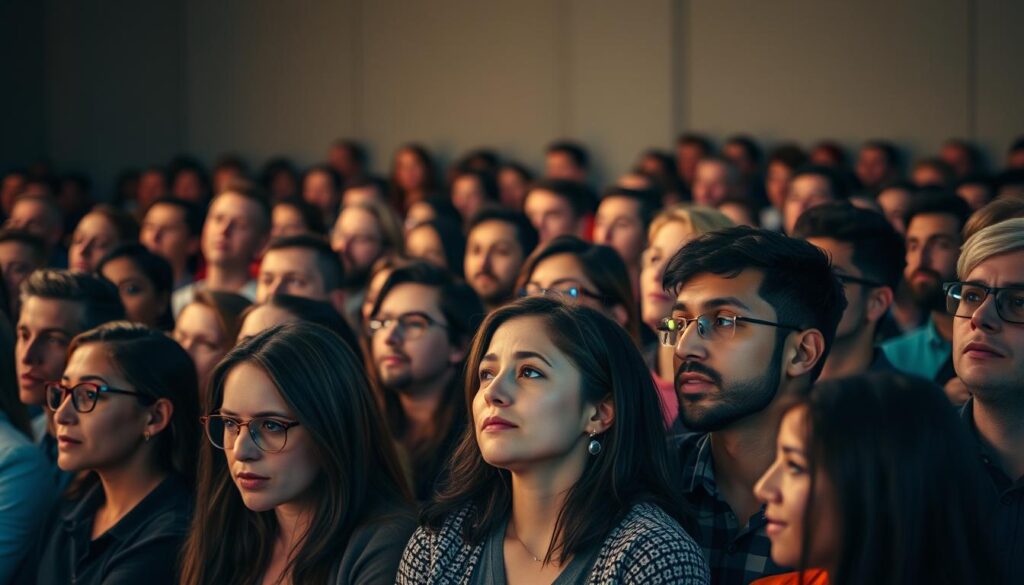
[238,492,279,513]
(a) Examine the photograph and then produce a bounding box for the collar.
[61,474,186,541]
[679,433,718,496]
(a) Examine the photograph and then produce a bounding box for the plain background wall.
[4,0,1022,198]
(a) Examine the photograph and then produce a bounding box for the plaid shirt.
[674,432,784,585]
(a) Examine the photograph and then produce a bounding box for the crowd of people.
[0,133,1022,585]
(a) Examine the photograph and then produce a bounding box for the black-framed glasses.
[656,312,802,346]
[45,381,154,413]
[835,273,885,289]
[201,414,301,453]
[944,281,1024,324]
[519,280,607,304]
[367,311,449,340]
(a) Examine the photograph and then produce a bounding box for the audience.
[450,170,500,225]
[497,162,533,211]
[874,180,915,235]
[692,156,743,208]
[67,204,139,274]
[327,139,369,185]
[259,158,301,203]
[523,179,595,245]
[173,290,251,394]
[404,195,462,233]
[256,234,346,314]
[676,133,714,189]
[593,186,659,295]
[96,243,175,330]
[0,229,46,317]
[405,217,466,278]
[332,200,405,327]
[301,164,344,228]
[139,196,202,290]
[464,209,538,314]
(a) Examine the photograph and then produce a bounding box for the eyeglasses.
[45,381,154,413]
[835,273,885,289]
[367,311,449,340]
[519,281,607,304]
[201,414,301,453]
[656,312,802,346]
[944,281,1024,325]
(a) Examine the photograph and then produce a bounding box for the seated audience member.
[302,164,343,227]
[762,145,808,231]
[368,262,484,501]
[855,140,902,191]
[68,205,139,274]
[1007,136,1024,170]
[270,197,327,239]
[172,181,270,315]
[911,157,955,189]
[111,169,140,214]
[182,322,414,585]
[881,192,971,382]
[465,209,539,314]
[662,227,844,584]
[6,195,66,268]
[692,156,743,208]
[36,322,199,585]
[752,372,996,585]
[390,144,440,213]
[259,158,301,203]
[963,196,1024,241]
[941,138,983,179]
[956,174,996,211]
[332,200,404,327]
[782,165,849,234]
[136,166,169,214]
[1,169,27,218]
[594,186,659,295]
[723,135,765,202]
[517,235,640,342]
[636,149,680,188]
[717,196,760,227]
[97,244,175,330]
[404,196,462,233]
[995,169,1024,199]
[0,229,46,316]
[808,141,847,169]
[792,203,905,379]
[328,139,369,184]
[450,170,500,225]
[256,234,345,313]
[544,140,590,184]
[174,290,251,394]
[342,177,389,208]
[523,179,596,245]
[236,294,360,358]
[399,298,710,584]
[640,206,733,430]
[139,196,202,290]
[405,217,466,278]
[361,255,412,329]
[497,162,533,211]
[874,180,915,235]
[210,154,249,195]
[676,132,714,189]
[169,156,212,206]
[949,218,1024,583]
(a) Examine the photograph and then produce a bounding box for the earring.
[587,431,602,456]
[143,430,151,442]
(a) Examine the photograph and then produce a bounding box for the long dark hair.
[97,243,176,331]
[421,296,682,563]
[796,372,997,585]
[180,322,410,585]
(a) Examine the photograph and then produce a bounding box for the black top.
[34,474,192,585]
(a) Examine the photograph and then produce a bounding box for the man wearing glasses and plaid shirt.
[659,227,845,584]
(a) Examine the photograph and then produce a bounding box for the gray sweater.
[329,508,417,585]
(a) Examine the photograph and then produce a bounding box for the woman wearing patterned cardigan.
[398,297,709,584]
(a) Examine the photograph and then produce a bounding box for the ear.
[144,398,174,437]
[587,395,615,435]
[448,341,468,366]
[328,289,347,317]
[865,286,894,324]
[784,329,826,379]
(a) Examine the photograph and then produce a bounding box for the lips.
[963,341,1005,359]
[764,516,788,537]
[378,354,408,366]
[481,415,518,432]
[57,434,82,448]
[236,472,270,490]
[676,372,716,396]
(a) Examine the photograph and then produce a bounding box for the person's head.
[404,195,461,233]
[341,177,388,208]
[236,295,360,358]
[136,167,169,212]
[327,139,368,180]
[911,157,954,189]
[754,372,994,583]
[640,206,733,330]
[169,157,211,206]
[875,181,915,235]
[270,197,327,239]
[951,218,1024,404]
[405,217,466,277]
[57,172,93,217]
[173,290,251,394]
[593,187,659,273]
[423,297,682,564]
[497,162,533,210]
[257,235,344,311]
[181,322,408,585]
[856,140,901,190]
[784,165,848,234]
[523,179,595,244]
[6,195,63,249]
[692,156,741,208]
[792,203,905,348]
[390,143,438,207]
[449,170,499,225]
[1,169,27,216]
[301,164,343,222]
[809,141,847,168]
[211,155,249,195]
[451,148,501,178]
[765,145,809,210]
[544,140,589,183]
[259,158,300,203]
[940,139,982,178]
[202,181,271,269]
[53,323,199,483]
[662,227,845,431]
[716,196,760,227]
[962,196,1024,241]
[1007,136,1024,170]
[723,135,762,178]
[97,244,174,331]
[140,197,202,278]
[68,205,139,274]
[16,270,125,406]
[0,229,46,316]
[955,174,995,211]
[465,209,538,310]
[331,200,403,288]
[675,133,714,186]
[903,191,971,313]
[517,236,639,341]
[360,254,411,328]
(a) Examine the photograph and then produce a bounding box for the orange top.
[751,569,829,585]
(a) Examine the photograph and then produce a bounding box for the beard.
[907,269,948,312]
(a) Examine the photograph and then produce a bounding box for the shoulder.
[334,506,418,585]
[0,424,51,491]
[593,502,709,584]
[880,326,928,353]
[397,504,482,585]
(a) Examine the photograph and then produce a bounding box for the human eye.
[961,285,985,304]
[402,314,430,331]
[259,419,287,433]
[46,334,69,347]
[520,366,544,379]
[222,418,240,432]
[785,457,806,475]
[478,369,495,383]
[714,313,737,327]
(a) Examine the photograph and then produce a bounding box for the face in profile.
[100,256,168,329]
[640,220,697,330]
[16,296,81,406]
[593,196,645,270]
[174,303,229,392]
[331,207,383,281]
[218,362,319,512]
[69,212,120,274]
[465,220,524,307]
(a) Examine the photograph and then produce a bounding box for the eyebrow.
[781,445,806,456]
[218,409,294,419]
[19,326,72,337]
[480,350,553,367]
[61,374,111,385]
[672,296,752,313]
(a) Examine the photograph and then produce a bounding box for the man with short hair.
[328,139,368,184]
[544,140,589,183]
[172,182,270,315]
[663,227,845,584]
[593,187,659,294]
[792,202,905,379]
[140,196,202,290]
[256,234,345,313]
[341,177,388,207]
[675,133,714,188]
[0,229,47,316]
[856,140,901,190]
[949,218,1024,583]
[782,165,848,234]
[464,209,538,313]
[523,179,595,245]
[6,195,66,268]
[691,157,742,208]
[368,262,484,500]
[940,138,981,179]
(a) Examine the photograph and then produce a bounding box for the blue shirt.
[880,317,951,381]
[0,412,56,583]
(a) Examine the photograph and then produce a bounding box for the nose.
[266,278,282,297]
[673,318,709,363]
[753,457,783,504]
[231,426,262,461]
[20,335,42,365]
[968,293,1002,332]
[482,368,514,407]
[384,322,403,347]
[53,391,77,425]
[481,250,494,272]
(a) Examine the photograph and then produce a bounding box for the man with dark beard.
[661,227,845,585]
[464,209,537,314]
[881,192,971,382]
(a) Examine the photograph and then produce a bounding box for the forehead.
[19,296,83,331]
[221,362,292,415]
[529,253,587,286]
[964,250,1024,284]
[12,200,47,219]
[525,189,570,212]
[76,212,114,233]
[486,316,564,363]
[650,220,694,248]
[145,203,186,223]
[210,193,260,219]
[673,270,773,315]
[697,160,727,177]
[100,257,144,280]
[63,342,129,385]
[597,196,640,218]
[378,282,441,315]
[272,205,303,222]
[177,303,220,334]
[778,405,809,444]
[805,237,855,270]
[791,174,829,192]
[469,220,517,246]
[906,213,960,238]
[262,247,317,272]
[339,207,377,231]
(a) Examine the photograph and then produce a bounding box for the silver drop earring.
[587,431,602,456]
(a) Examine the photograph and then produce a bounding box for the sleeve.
[0,441,57,584]
[344,514,418,585]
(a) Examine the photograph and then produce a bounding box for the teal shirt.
[880,318,951,381]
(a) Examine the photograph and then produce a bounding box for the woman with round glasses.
[180,321,414,585]
[398,297,709,584]
[34,322,199,585]
[515,234,640,342]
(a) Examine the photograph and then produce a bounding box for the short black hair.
[725,135,762,165]
[528,179,597,218]
[662,227,846,382]
[546,140,589,171]
[903,188,972,233]
[791,202,906,290]
[676,132,714,153]
[21,269,125,333]
[600,186,661,228]
[466,208,539,258]
[453,170,499,204]
[96,243,175,330]
[147,196,204,236]
[791,165,850,200]
[265,234,345,291]
[768,144,808,171]
[0,229,46,265]
[271,197,327,236]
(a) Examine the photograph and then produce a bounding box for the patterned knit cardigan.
[396,501,710,584]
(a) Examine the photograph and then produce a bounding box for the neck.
[709,401,789,521]
[972,396,1024,480]
[819,328,875,380]
[274,500,314,561]
[930,311,953,342]
[508,444,587,562]
[96,449,167,522]
[397,368,453,444]
[205,262,250,292]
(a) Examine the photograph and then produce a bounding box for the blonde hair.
[647,204,734,241]
[957,217,1024,279]
[962,196,1024,241]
